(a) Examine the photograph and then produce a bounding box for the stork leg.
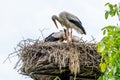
[68,28,72,42]
[69,28,72,42]
[70,28,72,42]
[66,28,72,42]
[66,28,69,42]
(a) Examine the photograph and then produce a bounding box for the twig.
[3,52,16,64]
[88,36,96,43]
[39,28,50,40]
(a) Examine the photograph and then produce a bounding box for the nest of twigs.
[14,38,101,80]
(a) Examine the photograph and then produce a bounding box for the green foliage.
[105,3,120,19]
[97,3,120,80]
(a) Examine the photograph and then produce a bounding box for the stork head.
[52,15,58,29]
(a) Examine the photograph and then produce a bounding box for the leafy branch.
[105,3,120,21]
[97,3,120,80]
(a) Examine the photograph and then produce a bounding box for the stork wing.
[68,18,86,34]
[59,11,86,34]
[65,13,86,34]
[45,33,60,42]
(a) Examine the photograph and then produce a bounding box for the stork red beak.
[53,19,58,29]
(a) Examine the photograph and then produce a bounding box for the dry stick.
[86,48,99,62]
[3,50,19,64]
[39,28,50,40]
[14,58,21,69]
[3,40,28,64]
[3,53,12,63]
[88,36,96,43]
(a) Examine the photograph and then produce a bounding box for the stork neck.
[54,16,62,23]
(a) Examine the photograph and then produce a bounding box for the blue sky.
[0,0,119,80]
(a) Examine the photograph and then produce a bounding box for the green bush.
[97,3,120,80]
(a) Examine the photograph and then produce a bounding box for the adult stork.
[52,11,86,42]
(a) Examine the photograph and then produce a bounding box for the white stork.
[45,30,81,42]
[52,11,86,42]
[45,30,66,42]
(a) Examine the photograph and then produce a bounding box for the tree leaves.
[98,2,120,80]
[104,3,120,20]
[105,11,109,19]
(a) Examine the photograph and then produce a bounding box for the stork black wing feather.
[45,33,60,42]
[69,19,86,34]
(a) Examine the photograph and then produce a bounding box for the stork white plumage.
[45,30,81,42]
[52,11,86,42]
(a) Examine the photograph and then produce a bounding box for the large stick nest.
[15,39,101,80]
